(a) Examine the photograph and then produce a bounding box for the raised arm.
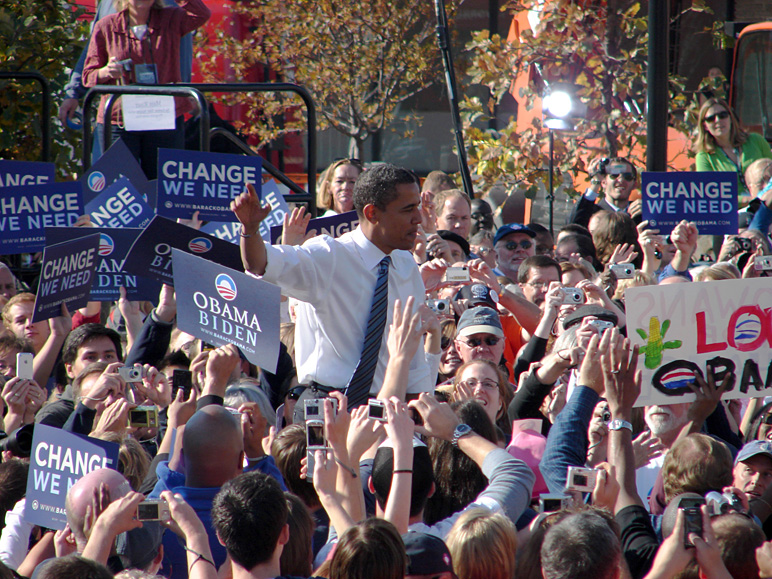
[231,183,272,276]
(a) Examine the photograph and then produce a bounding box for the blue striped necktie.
[346,256,391,408]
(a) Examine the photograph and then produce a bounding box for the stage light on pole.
[542,85,584,235]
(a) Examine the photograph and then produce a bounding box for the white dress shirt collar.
[352,226,389,271]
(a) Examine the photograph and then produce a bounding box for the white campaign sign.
[122,95,175,131]
[626,278,772,407]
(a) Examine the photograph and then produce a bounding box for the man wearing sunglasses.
[492,223,537,283]
[569,156,641,229]
[453,306,506,369]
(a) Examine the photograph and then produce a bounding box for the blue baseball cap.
[493,223,536,246]
[735,440,772,466]
[456,306,504,338]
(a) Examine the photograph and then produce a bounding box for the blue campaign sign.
[0,159,55,188]
[157,149,262,221]
[0,181,84,254]
[86,176,155,229]
[46,227,162,302]
[202,181,290,244]
[641,171,738,235]
[32,233,100,322]
[80,138,150,205]
[25,424,120,530]
[173,249,280,372]
[269,209,360,245]
[123,216,244,286]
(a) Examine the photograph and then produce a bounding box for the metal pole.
[434,0,475,197]
[548,130,555,236]
[646,0,669,172]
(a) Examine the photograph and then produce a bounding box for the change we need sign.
[0,159,55,188]
[86,176,155,229]
[46,227,161,302]
[32,234,100,322]
[0,182,84,254]
[25,425,120,530]
[123,216,243,286]
[627,278,772,407]
[157,149,262,222]
[173,249,280,372]
[81,138,150,206]
[641,171,738,235]
[269,210,360,245]
[202,181,289,244]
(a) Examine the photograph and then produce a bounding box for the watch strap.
[608,419,633,432]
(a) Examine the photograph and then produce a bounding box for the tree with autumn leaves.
[199,0,457,159]
[0,0,87,175]
[461,0,712,197]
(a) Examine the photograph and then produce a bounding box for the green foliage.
[0,0,88,176]
[461,0,707,195]
[197,0,456,158]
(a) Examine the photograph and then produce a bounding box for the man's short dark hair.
[372,444,434,518]
[517,255,561,284]
[37,555,113,579]
[157,350,191,373]
[212,471,288,571]
[540,511,621,579]
[559,223,592,239]
[61,324,123,366]
[353,164,418,217]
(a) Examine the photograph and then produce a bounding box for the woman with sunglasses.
[695,97,772,200]
[316,159,364,216]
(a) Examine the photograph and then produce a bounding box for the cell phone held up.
[171,369,193,401]
[15,353,33,381]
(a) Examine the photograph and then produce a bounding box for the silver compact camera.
[566,466,599,492]
[560,287,585,305]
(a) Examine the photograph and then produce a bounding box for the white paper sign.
[122,95,175,132]
[627,278,772,407]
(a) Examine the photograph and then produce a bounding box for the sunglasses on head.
[503,240,533,251]
[460,336,501,348]
[607,172,635,182]
[704,110,730,123]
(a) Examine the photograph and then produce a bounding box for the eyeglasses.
[607,172,635,182]
[502,240,533,251]
[472,246,493,256]
[704,110,730,123]
[525,281,550,289]
[459,378,498,390]
[762,414,772,426]
[458,336,501,348]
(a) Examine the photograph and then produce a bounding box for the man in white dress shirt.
[232,164,432,405]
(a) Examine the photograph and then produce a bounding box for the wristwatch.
[608,419,633,432]
[452,423,473,448]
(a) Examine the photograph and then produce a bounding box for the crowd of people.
[2,137,772,579]
[1,25,771,575]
